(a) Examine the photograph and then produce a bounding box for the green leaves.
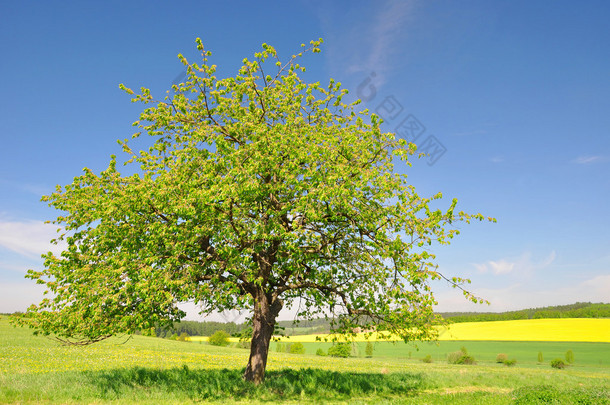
[19,38,494,350]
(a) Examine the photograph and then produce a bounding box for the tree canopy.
[16,38,494,383]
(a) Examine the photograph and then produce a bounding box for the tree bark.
[243,290,282,384]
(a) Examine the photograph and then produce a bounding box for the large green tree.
[17,38,493,384]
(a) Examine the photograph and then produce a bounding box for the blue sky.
[1,0,608,320]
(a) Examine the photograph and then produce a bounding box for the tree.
[365,341,374,358]
[15,38,493,384]
[328,343,352,358]
[208,330,230,347]
[288,342,305,354]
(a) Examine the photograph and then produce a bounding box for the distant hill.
[440,302,610,323]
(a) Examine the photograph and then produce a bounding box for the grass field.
[1,317,609,404]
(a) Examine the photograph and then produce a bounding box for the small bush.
[176,332,190,342]
[503,359,517,367]
[208,330,230,347]
[365,341,374,358]
[537,351,544,363]
[422,354,433,363]
[275,342,285,353]
[565,349,574,364]
[496,353,508,363]
[447,351,461,364]
[316,348,327,356]
[289,342,305,354]
[550,358,566,369]
[459,354,476,365]
[447,348,476,365]
[328,343,351,358]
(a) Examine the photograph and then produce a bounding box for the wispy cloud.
[573,155,604,164]
[0,281,46,313]
[0,219,65,260]
[435,273,610,313]
[474,259,514,275]
[316,0,419,87]
[0,178,53,197]
[473,251,556,276]
[360,1,417,83]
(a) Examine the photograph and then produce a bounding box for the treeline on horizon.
[441,302,610,323]
[153,302,610,337]
[153,317,330,338]
[8,302,606,338]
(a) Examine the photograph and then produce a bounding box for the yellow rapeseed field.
[229,318,610,343]
[436,318,610,342]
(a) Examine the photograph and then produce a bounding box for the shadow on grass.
[87,366,424,401]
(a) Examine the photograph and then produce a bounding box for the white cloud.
[435,274,610,313]
[573,155,604,164]
[0,281,46,313]
[579,274,610,294]
[473,251,556,276]
[316,0,418,86]
[0,219,65,260]
[0,260,32,274]
[472,262,488,273]
[362,1,417,82]
[488,259,515,275]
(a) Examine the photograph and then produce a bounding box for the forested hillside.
[441,302,610,323]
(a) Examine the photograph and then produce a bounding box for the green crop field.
[1,317,609,404]
[273,340,610,370]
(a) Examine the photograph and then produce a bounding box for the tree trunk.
[243,290,282,384]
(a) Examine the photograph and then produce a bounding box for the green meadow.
[273,340,610,370]
[1,317,609,404]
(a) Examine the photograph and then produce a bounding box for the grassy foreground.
[1,318,609,404]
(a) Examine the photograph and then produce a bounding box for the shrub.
[447,351,461,364]
[328,343,351,358]
[496,353,508,363]
[176,332,190,342]
[208,330,230,347]
[422,354,433,363]
[316,348,327,356]
[565,349,574,364]
[503,359,517,367]
[550,358,566,369]
[447,348,476,365]
[459,355,476,365]
[537,351,544,363]
[365,341,374,358]
[289,342,305,354]
[275,342,285,352]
